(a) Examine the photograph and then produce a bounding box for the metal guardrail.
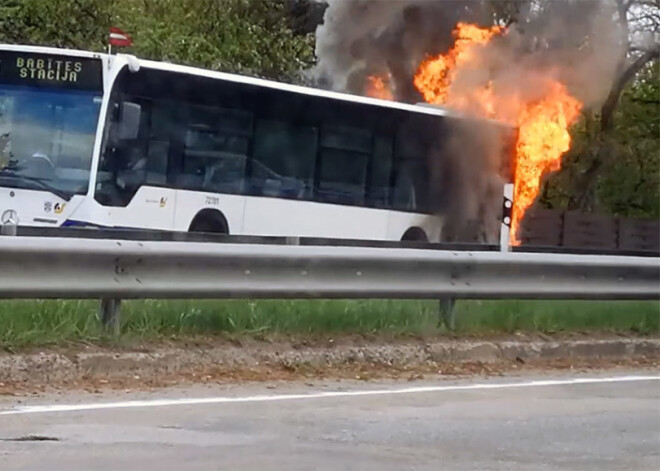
[0,235,658,300]
[10,225,660,257]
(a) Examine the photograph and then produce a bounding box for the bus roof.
[0,43,514,129]
[135,58,513,129]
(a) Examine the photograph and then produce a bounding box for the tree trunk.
[567,46,659,210]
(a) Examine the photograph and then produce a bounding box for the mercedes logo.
[1,209,19,225]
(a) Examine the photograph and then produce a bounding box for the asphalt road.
[1,370,659,470]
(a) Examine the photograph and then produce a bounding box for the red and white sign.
[108,27,133,47]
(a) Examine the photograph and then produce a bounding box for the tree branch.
[611,0,632,100]
[601,45,660,132]
[571,43,659,210]
[616,0,631,45]
[631,98,660,104]
[630,46,659,54]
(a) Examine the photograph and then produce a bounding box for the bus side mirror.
[116,101,141,140]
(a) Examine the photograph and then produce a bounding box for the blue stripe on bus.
[62,219,134,230]
[61,219,107,228]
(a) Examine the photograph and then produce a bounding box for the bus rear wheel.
[188,209,229,234]
[401,227,428,242]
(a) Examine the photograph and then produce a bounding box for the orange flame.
[408,22,583,245]
[413,22,503,108]
[511,82,582,243]
[365,74,394,100]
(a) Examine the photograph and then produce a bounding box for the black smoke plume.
[312,0,623,243]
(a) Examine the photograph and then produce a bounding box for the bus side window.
[317,149,368,206]
[391,122,431,212]
[391,161,416,211]
[252,119,316,199]
[145,102,176,186]
[317,124,370,206]
[367,135,392,208]
[179,104,252,194]
[145,140,168,185]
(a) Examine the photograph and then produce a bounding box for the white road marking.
[1,375,658,416]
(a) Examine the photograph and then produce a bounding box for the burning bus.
[0,41,517,245]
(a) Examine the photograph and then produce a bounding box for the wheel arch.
[400,226,428,242]
[188,208,229,234]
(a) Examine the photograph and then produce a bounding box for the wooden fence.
[519,208,659,253]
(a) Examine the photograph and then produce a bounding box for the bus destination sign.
[0,51,102,91]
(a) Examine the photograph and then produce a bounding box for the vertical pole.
[500,183,514,252]
[438,298,456,331]
[99,298,121,335]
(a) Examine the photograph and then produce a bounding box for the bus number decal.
[205,196,219,205]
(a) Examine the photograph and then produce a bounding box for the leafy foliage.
[541,60,659,218]
[513,0,660,218]
[0,0,113,50]
[113,0,315,81]
[598,61,659,217]
[0,0,315,81]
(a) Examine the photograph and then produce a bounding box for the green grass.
[453,300,659,334]
[0,299,657,349]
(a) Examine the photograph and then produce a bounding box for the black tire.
[401,227,428,242]
[188,209,229,234]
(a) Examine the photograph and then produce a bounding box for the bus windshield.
[0,51,103,199]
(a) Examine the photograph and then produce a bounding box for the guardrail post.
[438,298,456,331]
[99,298,121,335]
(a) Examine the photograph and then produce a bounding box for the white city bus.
[0,44,512,242]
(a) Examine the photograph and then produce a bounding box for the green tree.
[543,60,659,218]
[490,0,659,217]
[598,61,660,217]
[113,0,314,81]
[565,0,659,212]
[0,0,112,50]
[0,0,315,82]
